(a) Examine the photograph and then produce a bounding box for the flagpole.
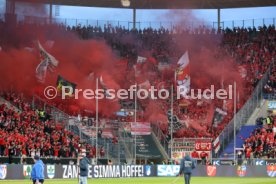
[233,81,237,162]
[96,77,99,164]
[170,84,174,160]
[134,83,137,164]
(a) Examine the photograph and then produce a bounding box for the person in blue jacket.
[31,155,45,184]
[176,154,196,184]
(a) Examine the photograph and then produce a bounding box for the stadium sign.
[195,141,212,151]
[254,160,266,166]
[236,166,247,177]
[23,165,32,179]
[144,165,155,177]
[62,165,144,179]
[47,165,55,179]
[206,166,216,177]
[267,101,276,110]
[93,165,144,178]
[213,160,234,166]
[266,160,276,166]
[218,160,234,166]
[212,160,220,166]
[157,165,180,176]
[0,165,7,180]
[3,164,276,179]
[172,138,212,160]
[62,165,79,178]
[267,166,276,177]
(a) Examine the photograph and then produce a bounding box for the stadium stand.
[0,16,275,163]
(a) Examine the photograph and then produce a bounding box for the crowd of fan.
[1,20,276,148]
[0,92,106,161]
[241,116,276,159]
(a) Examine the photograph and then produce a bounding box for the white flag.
[35,59,49,83]
[177,51,189,69]
[137,56,147,63]
[38,41,59,67]
[35,41,59,83]
[99,76,112,98]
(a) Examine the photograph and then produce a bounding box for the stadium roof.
[18,0,276,9]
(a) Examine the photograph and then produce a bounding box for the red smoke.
[0,9,246,138]
[0,24,123,116]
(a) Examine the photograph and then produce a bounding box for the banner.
[62,165,145,178]
[1,165,276,179]
[212,107,227,127]
[213,136,220,154]
[267,101,276,110]
[195,140,212,151]
[176,51,190,94]
[0,165,7,180]
[56,75,77,95]
[131,122,151,135]
[137,56,147,63]
[157,165,180,176]
[172,138,212,160]
[23,165,32,179]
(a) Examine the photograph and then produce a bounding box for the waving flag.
[99,76,113,98]
[35,41,59,83]
[137,56,147,63]
[213,136,220,154]
[56,75,77,95]
[176,51,191,94]
[38,41,59,67]
[212,107,227,127]
[35,59,49,83]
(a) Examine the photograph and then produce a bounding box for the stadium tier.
[0,1,276,182]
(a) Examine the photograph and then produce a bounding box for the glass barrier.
[1,13,275,30]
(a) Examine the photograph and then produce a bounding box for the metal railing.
[1,13,275,30]
[151,123,170,157]
[31,95,70,128]
[31,95,127,163]
[0,156,108,165]
[118,126,136,163]
[217,64,271,156]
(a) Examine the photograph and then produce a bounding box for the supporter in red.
[191,150,199,159]
[245,147,252,159]
[200,151,208,165]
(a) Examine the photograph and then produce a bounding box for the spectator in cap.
[31,155,45,184]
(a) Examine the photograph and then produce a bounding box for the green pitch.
[0,177,275,184]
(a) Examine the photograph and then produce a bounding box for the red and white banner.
[195,141,212,151]
[137,56,147,63]
[176,51,191,93]
[131,122,151,135]
[213,136,220,153]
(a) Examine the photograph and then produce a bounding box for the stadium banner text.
[0,164,275,179]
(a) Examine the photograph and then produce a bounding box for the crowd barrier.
[0,157,108,165]
[0,164,275,179]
